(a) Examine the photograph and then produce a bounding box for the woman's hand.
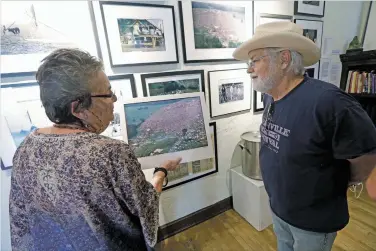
[161,157,183,172]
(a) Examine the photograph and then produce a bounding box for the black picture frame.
[294,18,324,50]
[208,68,251,118]
[162,121,218,191]
[99,1,179,67]
[140,70,205,97]
[178,1,253,63]
[253,91,265,112]
[294,1,325,17]
[108,74,137,98]
[1,159,11,171]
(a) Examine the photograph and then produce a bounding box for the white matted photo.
[256,14,293,31]
[294,1,325,17]
[208,68,251,117]
[101,74,136,141]
[1,84,52,169]
[179,0,253,63]
[98,2,178,67]
[253,91,265,112]
[305,62,320,79]
[1,1,99,77]
[140,70,205,97]
[295,19,323,49]
[120,93,214,170]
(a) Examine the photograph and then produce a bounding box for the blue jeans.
[272,212,337,251]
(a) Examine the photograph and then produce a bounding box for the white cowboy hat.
[232,21,320,66]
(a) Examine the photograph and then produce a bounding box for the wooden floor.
[156,190,376,251]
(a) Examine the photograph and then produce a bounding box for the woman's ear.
[71,101,87,120]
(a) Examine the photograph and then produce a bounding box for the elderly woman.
[9,48,181,251]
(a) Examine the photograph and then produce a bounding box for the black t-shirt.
[260,77,376,233]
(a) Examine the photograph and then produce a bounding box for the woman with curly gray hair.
[9,48,181,251]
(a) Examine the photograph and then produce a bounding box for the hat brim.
[232,32,321,67]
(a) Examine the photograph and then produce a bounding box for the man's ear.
[280,51,291,70]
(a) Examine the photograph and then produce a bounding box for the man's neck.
[268,75,305,101]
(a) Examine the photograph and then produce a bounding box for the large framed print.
[294,19,323,50]
[163,121,218,190]
[294,1,325,17]
[253,91,264,112]
[179,1,253,63]
[121,93,213,170]
[1,1,99,78]
[141,70,205,97]
[99,1,179,67]
[1,83,52,169]
[305,62,320,79]
[101,74,136,140]
[256,14,293,31]
[208,68,251,118]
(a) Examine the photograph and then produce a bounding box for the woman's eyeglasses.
[91,91,116,99]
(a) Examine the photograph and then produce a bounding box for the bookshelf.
[339,50,376,124]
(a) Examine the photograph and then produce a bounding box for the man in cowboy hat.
[233,22,376,251]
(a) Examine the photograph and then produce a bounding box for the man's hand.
[161,157,183,172]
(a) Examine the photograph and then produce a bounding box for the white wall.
[0,1,364,250]
[364,2,376,50]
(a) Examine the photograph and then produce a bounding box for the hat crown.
[255,21,303,36]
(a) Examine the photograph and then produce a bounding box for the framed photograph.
[121,93,214,169]
[294,19,323,50]
[1,160,10,171]
[294,1,325,17]
[305,62,320,79]
[1,83,52,169]
[179,1,253,63]
[1,1,99,78]
[253,91,265,112]
[163,121,218,190]
[98,1,179,67]
[208,68,251,117]
[141,70,205,97]
[101,74,136,140]
[256,14,293,31]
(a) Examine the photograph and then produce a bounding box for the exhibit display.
[179,0,253,63]
[121,93,214,169]
[208,68,251,117]
[141,70,205,97]
[294,1,325,17]
[98,1,179,67]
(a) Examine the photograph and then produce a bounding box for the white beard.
[252,63,280,93]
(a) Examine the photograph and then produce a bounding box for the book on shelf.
[345,70,376,94]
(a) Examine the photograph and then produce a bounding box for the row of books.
[345,70,376,94]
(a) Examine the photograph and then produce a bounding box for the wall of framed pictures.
[0,1,366,249]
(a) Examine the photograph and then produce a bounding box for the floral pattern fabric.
[9,131,159,251]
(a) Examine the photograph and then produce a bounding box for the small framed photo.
[208,68,251,118]
[294,1,325,17]
[305,62,320,79]
[253,91,265,112]
[294,19,323,50]
[101,74,137,140]
[163,121,218,190]
[121,93,214,170]
[256,14,293,31]
[179,1,253,63]
[98,1,179,67]
[140,70,205,97]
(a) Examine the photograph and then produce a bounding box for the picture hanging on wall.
[253,91,265,112]
[208,68,251,118]
[294,19,323,50]
[178,1,253,63]
[141,70,205,97]
[1,83,52,169]
[1,1,99,78]
[98,1,179,67]
[1,160,8,171]
[163,121,218,190]
[256,14,293,30]
[305,62,320,79]
[100,74,136,141]
[294,1,325,17]
[121,93,214,170]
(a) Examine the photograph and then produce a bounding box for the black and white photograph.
[141,70,205,97]
[295,19,323,49]
[253,91,265,112]
[305,62,320,79]
[1,1,98,77]
[208,68,251,118]
[98,2,178,67]
[179,1,253,63]
[218,82,244,104]
[294,1,325,17]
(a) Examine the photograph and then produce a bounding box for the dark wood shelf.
[347,93,376,98]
